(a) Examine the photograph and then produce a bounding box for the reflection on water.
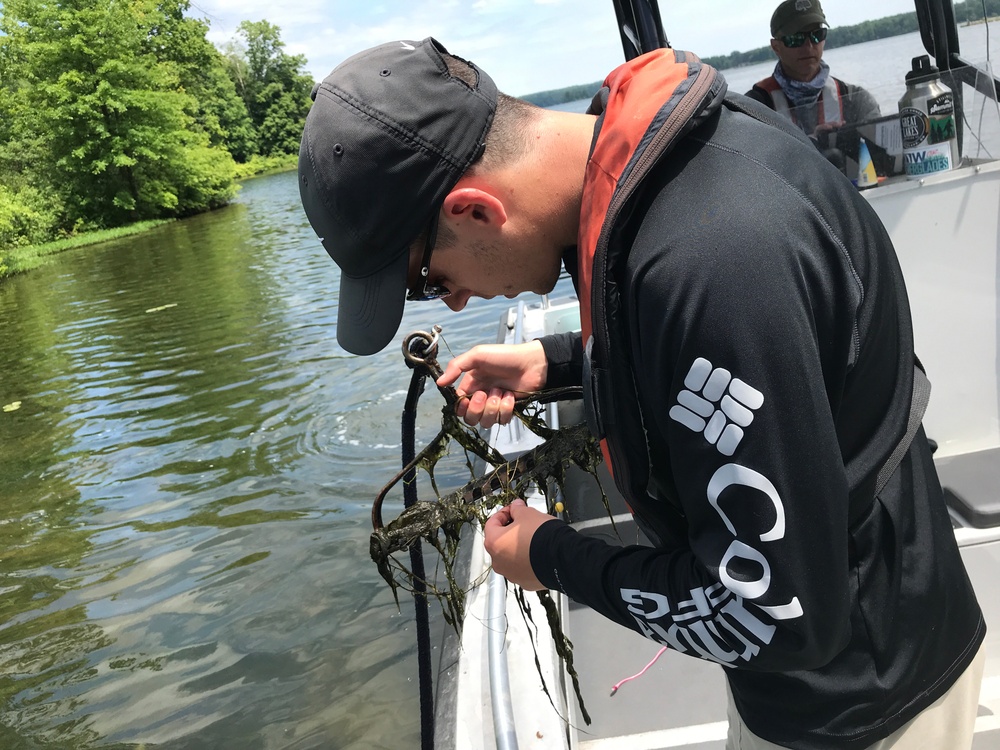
[0,171,543,749]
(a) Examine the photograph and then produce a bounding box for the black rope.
[401,364,435,750]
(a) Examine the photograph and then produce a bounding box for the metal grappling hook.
[401,325,459,408]
[372,325,591,533]
[371,325,492,532]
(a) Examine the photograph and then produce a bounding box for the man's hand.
[437,340,548,428]
[483,498,555,590]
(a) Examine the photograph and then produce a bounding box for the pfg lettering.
[618,462,803,666]
[624,585,776,665]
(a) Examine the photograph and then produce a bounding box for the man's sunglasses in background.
[781,28,828,48]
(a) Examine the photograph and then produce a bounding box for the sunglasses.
[781,28,827,48]
[406,212,451,302]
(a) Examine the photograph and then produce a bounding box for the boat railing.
[487,569,519,750]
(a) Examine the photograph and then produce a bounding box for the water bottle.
[898,55,959,179]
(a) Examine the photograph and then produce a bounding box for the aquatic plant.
[369,326,612,727]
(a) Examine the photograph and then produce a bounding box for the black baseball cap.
[298,38,497,355]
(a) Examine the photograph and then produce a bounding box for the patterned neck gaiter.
[773,60,831,108]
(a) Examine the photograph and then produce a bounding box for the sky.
[186,0,919,96]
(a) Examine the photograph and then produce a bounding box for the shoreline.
[0,220,175,281]
[0,159,298,282]
[962,15,1000,26]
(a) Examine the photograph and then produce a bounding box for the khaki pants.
[726,642,985,750]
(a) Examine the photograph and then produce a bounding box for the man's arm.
[437,340,549,428]
[484,498,551,590]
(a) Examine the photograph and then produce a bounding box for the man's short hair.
[439,55,539,176]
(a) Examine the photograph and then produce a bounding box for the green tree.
[148,0,256,162]
[0,0,236,231]
[224,20,313,158]
[954,0,1000,22]
[0,16,65,249]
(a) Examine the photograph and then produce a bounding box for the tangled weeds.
[368,327,611,725]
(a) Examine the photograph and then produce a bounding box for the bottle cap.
[906,55,940,84]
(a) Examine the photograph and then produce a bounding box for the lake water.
[1,22,999,750]
[554,24,1000,119]
[720,23,998,114]
[0,173,536,749]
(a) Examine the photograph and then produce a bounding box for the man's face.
[771,25,826,82]
[406,219,563,313]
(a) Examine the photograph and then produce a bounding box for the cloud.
[188,0,919,94]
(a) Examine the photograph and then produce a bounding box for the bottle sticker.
[904,144,953,176]
[900,106,928,149]
[927,92,954,117]
[927,93,956,145]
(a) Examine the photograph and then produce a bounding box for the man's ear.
[442,187,508,229]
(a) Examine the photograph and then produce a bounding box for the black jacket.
[532,53,984,749]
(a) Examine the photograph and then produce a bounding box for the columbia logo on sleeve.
[669,357,764,456]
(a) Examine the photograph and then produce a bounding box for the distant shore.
[962,15,1000,25]
[0,221,174,280]
[1,157,298,282]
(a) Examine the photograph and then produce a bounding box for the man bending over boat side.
[745,0,881,140]
[297,37,985,750]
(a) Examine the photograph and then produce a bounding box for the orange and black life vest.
[753,75,847,131]
[577,51,929,543]
[577,48,724,533]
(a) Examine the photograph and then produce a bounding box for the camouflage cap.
[771,0,828,37]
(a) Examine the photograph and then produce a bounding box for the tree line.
[0,0,314,253]
[4,0,997,254]
[523,0,1000,108]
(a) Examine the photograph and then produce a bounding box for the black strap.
[874,365,931,497]
[722,91,818,149]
